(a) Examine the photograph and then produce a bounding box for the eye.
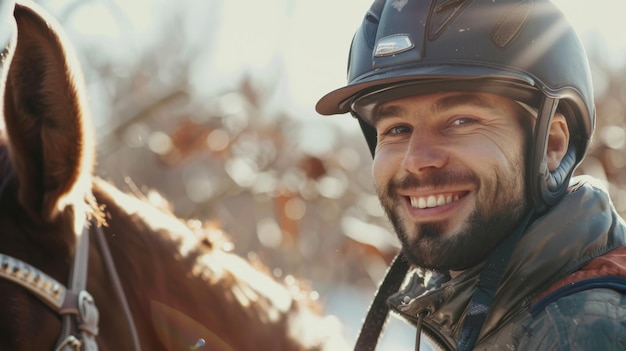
[450,117,477,127]
[383,124,412,136]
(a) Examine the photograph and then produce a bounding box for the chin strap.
[354,253,410,351]
[456,209,536,350]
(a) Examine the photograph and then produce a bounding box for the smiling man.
[316,0,626,350]
[372,92,538,272]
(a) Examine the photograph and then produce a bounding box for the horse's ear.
[1,2,94,222]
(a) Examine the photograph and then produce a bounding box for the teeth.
[410,194,461,209]
[427,196,437,207]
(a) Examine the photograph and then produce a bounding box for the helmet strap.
[354,253,410,351]
[527,96,577,213]
[357,113,378,158]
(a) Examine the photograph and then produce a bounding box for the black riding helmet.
[316,0,595,212]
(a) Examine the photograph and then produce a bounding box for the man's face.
[371,92,530,272]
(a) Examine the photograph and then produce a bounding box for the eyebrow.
[373,93,495,125]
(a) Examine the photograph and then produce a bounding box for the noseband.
[0,220,141,351]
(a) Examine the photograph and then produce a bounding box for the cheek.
[470,130,525,166]
[372,156,386,188]
[372,149,399,187]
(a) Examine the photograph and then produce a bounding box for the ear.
[546,112,569,172]
[2,3,94,222]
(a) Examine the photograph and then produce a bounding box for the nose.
[401,130,448,174]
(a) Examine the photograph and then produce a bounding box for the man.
[316,0,626,350]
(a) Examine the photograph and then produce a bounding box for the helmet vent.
[491,1,533,48]
[428,0,472,40]
[364,0,384,48]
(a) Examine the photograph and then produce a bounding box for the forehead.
[375,91,520,121]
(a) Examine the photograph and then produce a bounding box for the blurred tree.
[35,0,398,293]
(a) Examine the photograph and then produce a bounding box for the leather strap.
[354,253,410,351]
[95,225,142,351]
[57,224,99,351]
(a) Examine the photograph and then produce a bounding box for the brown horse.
[0,2,348,350]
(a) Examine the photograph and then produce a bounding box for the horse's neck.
[91,177,200,287]
[89,178,348,351]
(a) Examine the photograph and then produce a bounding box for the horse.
[0,2,349,350]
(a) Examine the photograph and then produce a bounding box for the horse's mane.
[88,176,336,348]
[93,175,323,308]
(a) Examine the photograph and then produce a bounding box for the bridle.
[0,217,142,351]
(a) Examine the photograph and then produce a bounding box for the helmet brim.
[315,64,537,116]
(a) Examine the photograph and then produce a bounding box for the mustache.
[388,171,479,195]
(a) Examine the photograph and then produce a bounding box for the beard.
[377,161,527,272]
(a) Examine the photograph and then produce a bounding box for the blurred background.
[30,0,626,349]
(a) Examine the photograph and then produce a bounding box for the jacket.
[387,177,626,350]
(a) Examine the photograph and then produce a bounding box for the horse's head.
[0,1,98,349]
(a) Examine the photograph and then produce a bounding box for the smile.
[409,193,463,209]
